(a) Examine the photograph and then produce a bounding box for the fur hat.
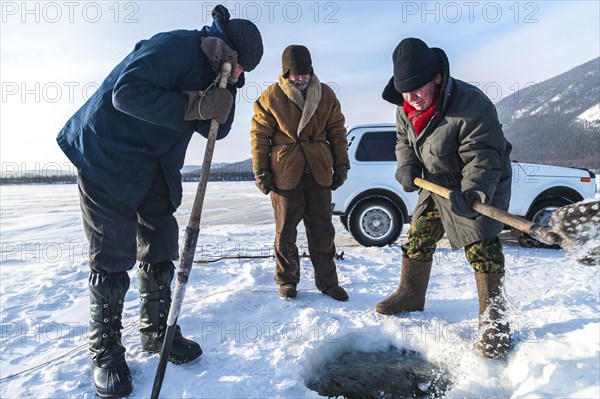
[225,19,263,72]
[392,38,441,93]
[281,45,313,77]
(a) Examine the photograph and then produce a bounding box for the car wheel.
[348,196,403,247]
[516,195,575,249]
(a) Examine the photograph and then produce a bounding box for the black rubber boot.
[375,257,432,315]
[138,261,202,364]
[88,271,132,398]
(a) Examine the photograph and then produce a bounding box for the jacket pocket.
[425,136,461,174]
[270,144,304,185]
[428,136,458,157]
[318,142,334,169]
[271,143,295,163]
[305,142,333,186]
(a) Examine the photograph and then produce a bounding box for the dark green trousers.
[402,202,505,273]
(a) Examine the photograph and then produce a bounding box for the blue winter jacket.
[57,25,235,208]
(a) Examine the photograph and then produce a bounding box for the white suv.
[332,124,597,247]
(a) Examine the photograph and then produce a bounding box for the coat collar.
[278,73,322,136]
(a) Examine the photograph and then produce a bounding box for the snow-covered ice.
[1,182,599,398]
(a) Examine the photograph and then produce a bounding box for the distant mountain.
[182,159,252,174]
[181,165,202,174]
[0,159,255,185]
[0,167,77,184]
[496,57,600,170]
[181,158,253,182]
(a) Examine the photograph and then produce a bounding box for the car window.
[355,131,396,162]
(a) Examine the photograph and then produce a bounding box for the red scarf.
[403,88,441,135]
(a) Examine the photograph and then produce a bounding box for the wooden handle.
[413,177,452,199]
[151,62,233,399]
[413,177,561,245]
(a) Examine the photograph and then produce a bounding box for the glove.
[200,36,238,75]
[395,164,422,193]
[449,190,481,219]
[184,88,233,124]
[330,165,349,191]
[254,169,276,195]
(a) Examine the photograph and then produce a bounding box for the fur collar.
[278,73,322,136]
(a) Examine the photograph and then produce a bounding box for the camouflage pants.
[401,202,505,273]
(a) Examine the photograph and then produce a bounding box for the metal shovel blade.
[550,200,600,265]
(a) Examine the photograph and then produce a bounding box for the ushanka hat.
[392,38,441,93]
[281,45,313,76]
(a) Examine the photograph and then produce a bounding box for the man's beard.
[292,81,309,91]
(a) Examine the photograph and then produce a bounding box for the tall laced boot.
[88,271,132,398]
[138,261,202,364]
[375,257,432,315]
[474,272,511,359]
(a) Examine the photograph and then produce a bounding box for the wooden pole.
[151,61,232,399]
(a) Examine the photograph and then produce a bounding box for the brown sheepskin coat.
[251,74,349,190]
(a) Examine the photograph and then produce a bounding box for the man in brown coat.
[251,45,349,301]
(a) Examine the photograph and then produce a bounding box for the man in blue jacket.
[57,6,262,398]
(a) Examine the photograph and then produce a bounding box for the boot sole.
[375,305,424,315]
[278,285,297,298]
[322,292,348,301]
[142,346,203,365]
[94,385,133,398]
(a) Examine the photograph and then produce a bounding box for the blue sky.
[1,1,599,172]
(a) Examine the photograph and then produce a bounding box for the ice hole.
[304,344,452,398]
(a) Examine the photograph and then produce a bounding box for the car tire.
[516,195,575,249]
[348,196,403,247]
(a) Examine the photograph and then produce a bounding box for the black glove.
[331,165,349,191]
[449,190,481,219]
[254,169,276,195]
[395,164,422,193]
[184,88,233,124]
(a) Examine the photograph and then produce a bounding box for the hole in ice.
[305,345,452,398]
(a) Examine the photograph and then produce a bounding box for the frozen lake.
[1,182,599,398]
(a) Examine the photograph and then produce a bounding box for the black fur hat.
[392,38,441,93]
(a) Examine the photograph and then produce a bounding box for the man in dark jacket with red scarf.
[57,6,262,398]
[378,38,513,359]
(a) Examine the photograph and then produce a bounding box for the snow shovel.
[150,61,233,399]
[414,177,600,265]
